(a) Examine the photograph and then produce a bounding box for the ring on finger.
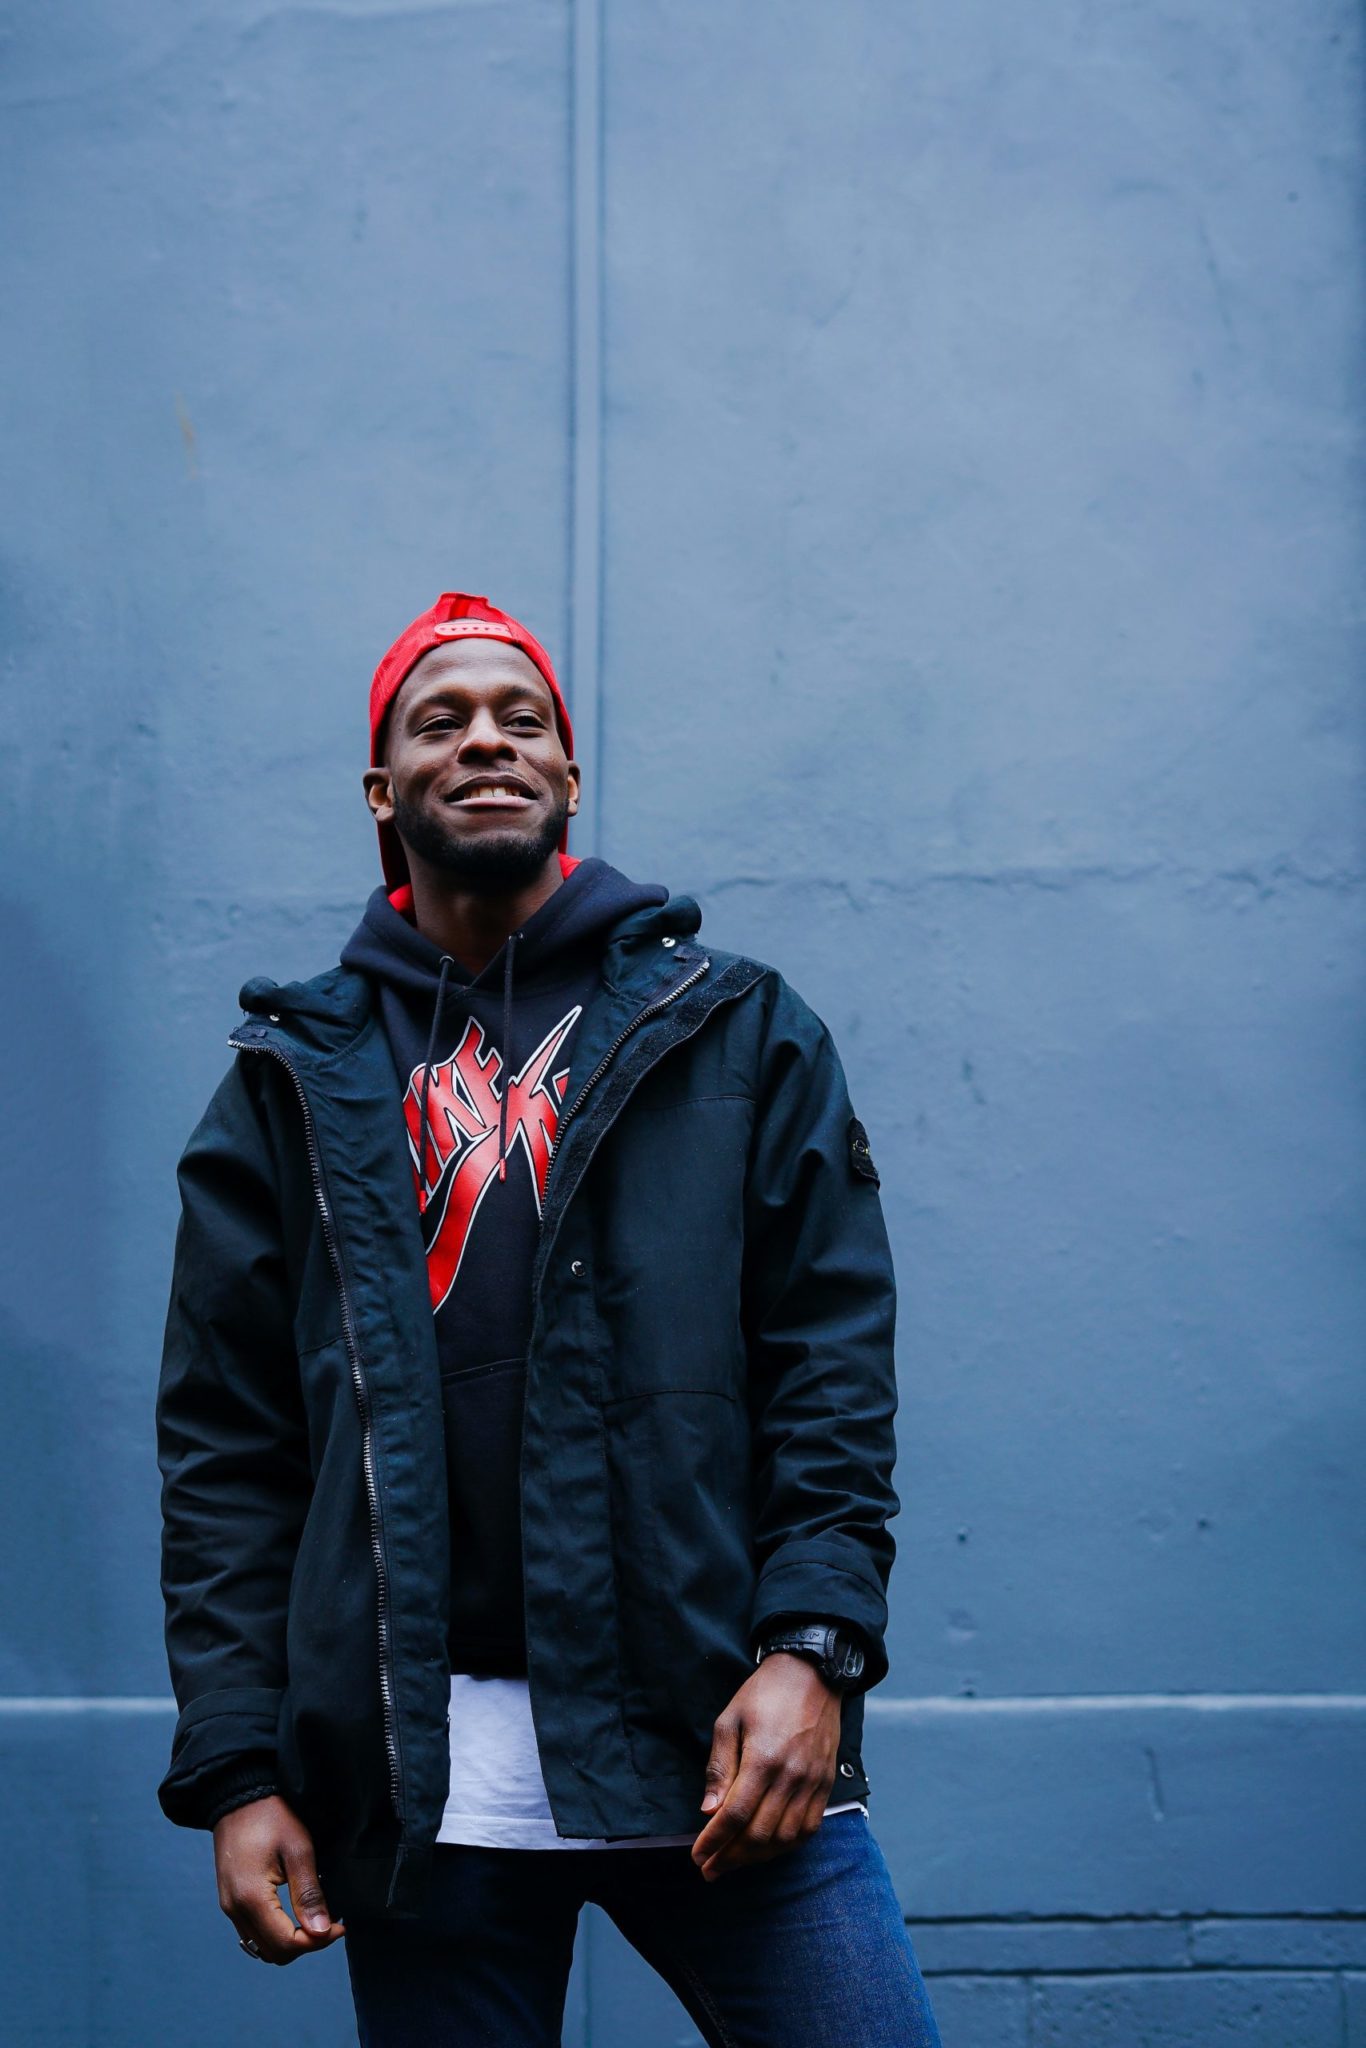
[238,1935,265,1960]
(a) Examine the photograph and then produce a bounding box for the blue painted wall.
[2,2,1363,2042]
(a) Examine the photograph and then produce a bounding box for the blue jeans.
[344,1811,941,2046]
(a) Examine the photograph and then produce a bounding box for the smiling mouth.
[446,780,536,808]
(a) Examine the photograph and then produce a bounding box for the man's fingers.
[696,1764,835,1880]
[695,1773,794,1879]
[797,1778,834,1842]
[226,1867,343,1965]
[235,1888,343,1965]
[691,1782,755,1863]
[699,1713,741,1817]
[282,1840,339,1937]
[691,1748,780,1866]
[229,1883,324,1966]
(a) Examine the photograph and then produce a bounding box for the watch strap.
[755,1621,866,1687]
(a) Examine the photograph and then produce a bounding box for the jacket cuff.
[750,1547,890,1693]
[201,1757,280,1831]
[158,1686,285,1831]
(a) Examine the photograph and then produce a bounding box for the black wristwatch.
[755,1621,866,1690]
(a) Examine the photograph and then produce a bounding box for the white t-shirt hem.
[438,1671,868,1851]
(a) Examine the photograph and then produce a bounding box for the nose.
[456,705,517,758]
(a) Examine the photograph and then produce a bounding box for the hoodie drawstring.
[418,954,454,1212]
[418,933,520,1205]
[497,932,519,1181]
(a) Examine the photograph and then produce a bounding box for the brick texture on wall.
[918,1918,1366,2048]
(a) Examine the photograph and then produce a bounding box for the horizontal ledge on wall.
[867,1692,1366,1716]
[905,1911,1366,1977]
[0,1696,178,1714]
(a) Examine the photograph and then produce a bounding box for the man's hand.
[214,1796,346,1964]
[690,1655,842,1881]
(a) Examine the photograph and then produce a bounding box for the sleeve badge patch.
[848,1116,880,1185]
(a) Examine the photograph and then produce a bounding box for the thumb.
[701,1713,740,1814]
[283,1837,334,1935]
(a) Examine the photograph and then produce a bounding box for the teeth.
[464,784,522,799]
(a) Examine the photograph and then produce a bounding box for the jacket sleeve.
[740,975,901,1693]
[155,1055,313,1828]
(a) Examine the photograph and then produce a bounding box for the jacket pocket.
[441,1357,529,1674]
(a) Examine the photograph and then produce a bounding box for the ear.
[362,766,394,826]
[566,761,582,817]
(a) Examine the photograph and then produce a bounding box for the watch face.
[830,1628,865,1678]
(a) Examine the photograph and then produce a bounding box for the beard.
[391,785,571,890]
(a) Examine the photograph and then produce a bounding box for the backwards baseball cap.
[369,592,576,894]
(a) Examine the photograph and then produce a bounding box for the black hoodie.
[339,858,669,1675]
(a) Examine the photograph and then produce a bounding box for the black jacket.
[156,880,901,1916]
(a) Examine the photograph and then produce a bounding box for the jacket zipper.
[543,955,712,1182]
[227,1030,403,1820]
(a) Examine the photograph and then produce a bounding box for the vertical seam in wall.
[569,0,605,859]
[582,1902,595,2048]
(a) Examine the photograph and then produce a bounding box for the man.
[156,592,942,2046]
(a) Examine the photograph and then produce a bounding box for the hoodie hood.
[341,857,667,1007]
[340,857,671,1196]
[236,871,702,1041]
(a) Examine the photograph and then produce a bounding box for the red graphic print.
[403,1006,581,1312]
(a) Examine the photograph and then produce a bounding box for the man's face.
[364,640,580,889]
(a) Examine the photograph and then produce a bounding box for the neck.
[405,853,566,975]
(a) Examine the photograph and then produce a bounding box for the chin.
[432,826,559,887]
[393,790,567,887]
